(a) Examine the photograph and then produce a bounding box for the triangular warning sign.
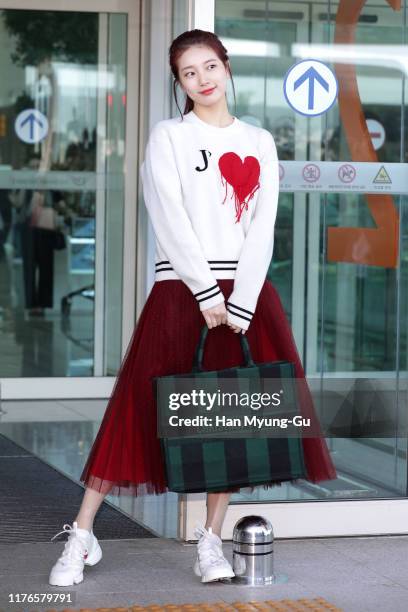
[373,165,392,184]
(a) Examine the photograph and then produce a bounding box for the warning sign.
[276,161,406,194]
[373,166,392,184]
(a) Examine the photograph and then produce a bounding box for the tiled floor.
[1,535,408,612]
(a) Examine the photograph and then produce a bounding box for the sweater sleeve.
[140,124,224,311]
[226,130,279,331]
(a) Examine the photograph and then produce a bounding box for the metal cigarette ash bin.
[232,515,275,585]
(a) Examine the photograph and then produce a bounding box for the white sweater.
[140,110,280,331]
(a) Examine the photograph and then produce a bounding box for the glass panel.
[0,10,127,377]
[214,0,407,502]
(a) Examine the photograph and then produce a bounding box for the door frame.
[0,0,141,399]
[180,495,408,540]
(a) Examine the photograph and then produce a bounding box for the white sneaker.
[49,521,102,586]
[193,524,235,583]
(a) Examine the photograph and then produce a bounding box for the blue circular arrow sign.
[15,109,49,144]
[283,59,338,117]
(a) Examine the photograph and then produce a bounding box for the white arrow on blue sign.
[15,109,49,144]
[283,59,338,117]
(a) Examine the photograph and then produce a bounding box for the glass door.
[0,0,139,399]
[181,0,408,540]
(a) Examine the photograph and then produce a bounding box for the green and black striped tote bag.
[155,326,307,493]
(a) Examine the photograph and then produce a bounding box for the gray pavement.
[1,535,408,612]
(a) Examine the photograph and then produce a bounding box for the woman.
[22,189,65,315]
[49,29,337,588]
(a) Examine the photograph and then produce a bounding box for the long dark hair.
[169,29,237,119]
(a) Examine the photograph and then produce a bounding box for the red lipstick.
[200,87,215,95]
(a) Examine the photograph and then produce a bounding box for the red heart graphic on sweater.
[218,152,260,222]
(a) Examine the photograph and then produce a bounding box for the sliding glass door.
[0,0,140,399]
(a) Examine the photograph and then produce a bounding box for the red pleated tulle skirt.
[80,279,337,496]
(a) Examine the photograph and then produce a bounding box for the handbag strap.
[191,325,255,373]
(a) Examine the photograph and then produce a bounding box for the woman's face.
[177,45,229,108]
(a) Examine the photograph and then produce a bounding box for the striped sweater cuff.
[226,301,254,331]
[194,283,224,311]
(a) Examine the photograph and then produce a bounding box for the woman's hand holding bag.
[201,302,228,329]
[201,302,245,334]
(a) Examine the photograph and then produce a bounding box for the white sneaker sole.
[49,571,85,587]
[201,566,235,583]
[193,559,235,583]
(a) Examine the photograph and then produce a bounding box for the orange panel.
[328,0,401,267]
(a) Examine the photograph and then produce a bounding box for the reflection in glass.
[0,10,126,377]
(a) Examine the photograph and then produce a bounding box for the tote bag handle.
[191,325,255,373]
